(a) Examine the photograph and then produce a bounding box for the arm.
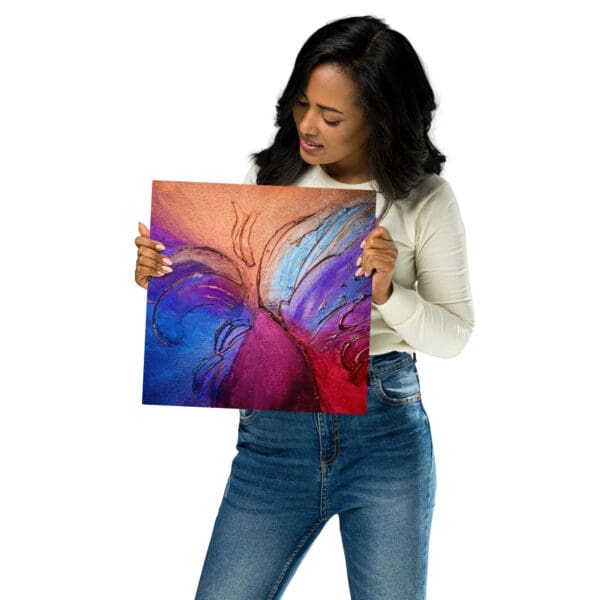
[374,181,475,358]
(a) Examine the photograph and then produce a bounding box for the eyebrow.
[300,94,345,115]
[317,103,344,115]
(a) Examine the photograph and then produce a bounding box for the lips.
[299,135,323,152]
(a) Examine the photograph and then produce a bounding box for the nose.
[297,106,319,137]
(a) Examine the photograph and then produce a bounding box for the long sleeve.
[242,162,259,184]
[374,181,475,358]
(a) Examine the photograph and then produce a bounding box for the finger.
[137,245,173,265]
[137,255,173,274]
[357,252,396,277]
[355,252,396,273]
[136,264,168,282]
[138,222,151,237]
[134,269,149,289]
[360,246,397,265]
[135,222,166,251]
[134,271,149,290]
[362,238,396,251]
[362,226,392,245]
[135,235,166,251]
[372,225,392,239]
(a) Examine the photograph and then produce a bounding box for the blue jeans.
[194,351,436,599]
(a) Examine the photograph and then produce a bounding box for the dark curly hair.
[252,15,445,219]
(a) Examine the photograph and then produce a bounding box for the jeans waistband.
[369,351,416,378]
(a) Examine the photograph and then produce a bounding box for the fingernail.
[162,257,173,266]
[161,265,173,273]
[360,240,366,248]
[355,268,363,277]
[355,256,362,267]
[156,243,166,251]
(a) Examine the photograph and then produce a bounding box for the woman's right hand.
[134,222,173,289]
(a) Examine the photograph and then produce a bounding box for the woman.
[135,15,474,600]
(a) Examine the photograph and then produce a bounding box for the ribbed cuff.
[373,281,419,327]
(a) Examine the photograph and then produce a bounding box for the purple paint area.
[219,311,319,412]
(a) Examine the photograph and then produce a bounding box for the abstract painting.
[142,180,376,414]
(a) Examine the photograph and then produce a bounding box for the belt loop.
[412,352,417,363]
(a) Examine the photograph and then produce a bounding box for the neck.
[321,161,372,184]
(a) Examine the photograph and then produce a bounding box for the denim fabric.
[195,351,436,600]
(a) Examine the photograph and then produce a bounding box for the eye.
[296,98,308,107]
[324,118,341,127]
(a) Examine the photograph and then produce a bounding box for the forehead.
[303,63,360,110]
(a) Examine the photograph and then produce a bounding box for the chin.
[299,150,325,165]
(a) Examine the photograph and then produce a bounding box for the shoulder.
[409,174,467,253]
[403,173,462,233]
[242,160,260,185]
[381,173,463,247]
[404,173,457,215]
[382,173,459,229]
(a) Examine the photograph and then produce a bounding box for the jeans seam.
[374,380,422,406]
[415,403,435,599]
[419,448,436,599]
[266,517,328,600]
[320,463,330,518]
[320,415,340,466]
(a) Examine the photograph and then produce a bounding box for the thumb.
[138,221,150,237]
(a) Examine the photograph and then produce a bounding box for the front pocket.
[374,362,422,406]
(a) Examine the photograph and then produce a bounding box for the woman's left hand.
[355,225,398,305]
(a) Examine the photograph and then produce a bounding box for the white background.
[1,1,599,598]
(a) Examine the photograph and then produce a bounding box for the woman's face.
[292,62,372,183]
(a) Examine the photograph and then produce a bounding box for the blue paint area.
[142,251,251,407]
[269,203,371,307]
[262,203,373,333]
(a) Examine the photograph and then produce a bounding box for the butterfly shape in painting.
[142,181,375,414]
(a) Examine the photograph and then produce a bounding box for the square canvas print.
[142,180,376,414]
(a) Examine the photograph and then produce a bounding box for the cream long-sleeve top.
[243,162,474,359]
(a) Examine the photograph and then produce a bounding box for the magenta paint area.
[142,181,376,414]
